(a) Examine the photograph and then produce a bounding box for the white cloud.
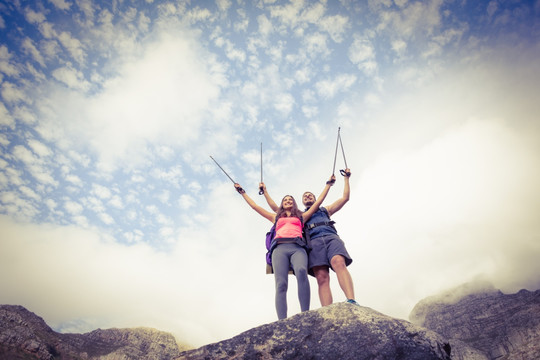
[157,190,170,204]
[98,212,115,225]
[348,37,377,75]
[0,133,9,146]
[178,194,195,209]
[57,31,86,64]
[274,92,294,115]
[12,145,58,186]
[0,45,21,77]
[315,74,357,99]
[65,174,83,187]
[13,106,37,125]
[19,185,41,201]
[187,181,201,193]
[257,14,274,37]
[1,82,27,104]
[217,0,232,13]
[24,8,46,24]
[108,195,124,209]
[303,33,330,57]
[28,139,52,157]
[0,102,15,128]
[37,29,222,171]
[64,200,84,215]
[376,0,443,38]
[0,192,39,220]
[21,38,46,67]
[52,65,90,91]
[49,0,71,11]
[319,14,349,43]
[92,184,112,199]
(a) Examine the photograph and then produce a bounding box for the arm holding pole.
[234,183,275,223]
[326,168,350,216]
[260,182,279,212]
[302,174,335,222]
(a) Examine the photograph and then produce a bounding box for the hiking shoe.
[346,299,360,306]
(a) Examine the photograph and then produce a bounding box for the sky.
[1,0,539,348]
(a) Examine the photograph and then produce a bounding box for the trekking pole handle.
[340,169,351,177]
[234,183,246,194]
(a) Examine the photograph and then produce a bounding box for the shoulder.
[320,207,331,217]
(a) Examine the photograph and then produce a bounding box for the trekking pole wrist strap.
[340,169,351,177]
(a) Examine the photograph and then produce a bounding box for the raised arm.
[325,168,351,216]
[234,183,275,223]
[260,182,279,212]
[302,175,335,222]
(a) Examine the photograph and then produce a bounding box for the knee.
[295,266,308,279]
[314,267,330,286]
[276,281,288,294]
[331,256,347,271]
[275,276,288,293]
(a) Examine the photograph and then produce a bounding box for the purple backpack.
[265,224,276,265]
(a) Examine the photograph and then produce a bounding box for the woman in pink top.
[234,175,334,319]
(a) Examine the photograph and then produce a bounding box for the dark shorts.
[308,234,352,275]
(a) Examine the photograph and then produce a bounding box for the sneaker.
[346,299,360,306]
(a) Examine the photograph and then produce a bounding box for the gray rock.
[0,305,187,359]
[410,282,540,359]
[177,303,452,360]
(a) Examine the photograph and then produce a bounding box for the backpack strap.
[306,220,335,230]
[305,207,336,230]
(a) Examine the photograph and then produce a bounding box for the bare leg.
[330,255,355,300]
[313,265,333,306]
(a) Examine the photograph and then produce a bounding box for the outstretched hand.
[341,168,351,178]
[327,174,336,185]
[234,183,245,194]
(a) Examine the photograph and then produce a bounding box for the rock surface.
[177,303,452,360]
[4,283,539,360]
[409,282,540,360]
[0,305,187,359]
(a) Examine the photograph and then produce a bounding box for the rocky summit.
[410,281,540,360]
[177,303,452,360]
[3,283,540,359]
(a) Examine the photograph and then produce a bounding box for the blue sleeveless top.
[305,207,338,239]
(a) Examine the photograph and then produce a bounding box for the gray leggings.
[271,243,310,319]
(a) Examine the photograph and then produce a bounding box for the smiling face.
[302,192,315,207]
[281,195,295,210]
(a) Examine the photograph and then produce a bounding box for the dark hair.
[276,195,304,221]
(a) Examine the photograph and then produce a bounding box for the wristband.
[236,187,246,194]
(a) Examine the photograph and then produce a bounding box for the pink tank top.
[275,216,302,239]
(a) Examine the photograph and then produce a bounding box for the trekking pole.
[338,131,351,177]
[210,156,246,194]
[332,127,340,176]
[330,127,340,184]
[259,142,264,195]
